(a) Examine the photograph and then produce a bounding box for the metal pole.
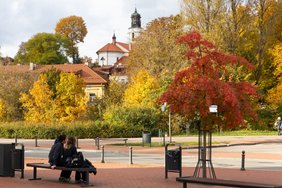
[101,145,105,163]
[169,110,172,143]
[76,137,79,149]
[202,130,207,178]
[21,144,25,179]
[35,136,38,147]
[163,134,166,146]
[97,137,100,150]
[241,150,245,171]
[15,136,17,144]
[129,147,133,165]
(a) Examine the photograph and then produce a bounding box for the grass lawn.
[178,129,277,137]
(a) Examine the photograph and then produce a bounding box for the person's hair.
[65,136,76,149]
[57,134,66,143]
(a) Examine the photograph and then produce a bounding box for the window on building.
[89,93,96,103]
[132,33,135,39]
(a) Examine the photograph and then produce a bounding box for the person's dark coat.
[63,145,77,164]
[48,139,65,166]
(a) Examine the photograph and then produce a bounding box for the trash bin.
[0,143,15,177]
[142,131,151,147]
[11,143,24,178]
[165,144,182,178]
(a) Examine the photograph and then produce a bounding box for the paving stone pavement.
[1,136,282,187]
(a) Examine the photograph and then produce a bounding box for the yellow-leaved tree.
[20,71,87,123]
[0,99,7,122]
[20,74,55,123]
[266,43,282,107]
[123,69,158,108]
[55,73,87,122]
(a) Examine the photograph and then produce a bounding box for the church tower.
[128,8,143,43]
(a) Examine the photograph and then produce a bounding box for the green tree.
[14,33,71,64]
[44,67,62,97]
[55,15,88,64]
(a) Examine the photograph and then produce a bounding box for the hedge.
[0,121,162,139]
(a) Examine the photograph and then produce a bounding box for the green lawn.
[179,130,277,137]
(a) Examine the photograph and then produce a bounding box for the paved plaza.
[1,135,282,187]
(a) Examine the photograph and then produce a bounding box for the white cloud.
[0,0,180,60]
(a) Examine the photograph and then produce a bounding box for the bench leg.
[28,167,41,181]
[183,182,187,188]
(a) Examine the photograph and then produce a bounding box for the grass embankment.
[111,130,277,147]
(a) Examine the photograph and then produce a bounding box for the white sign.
[209,105,218,113]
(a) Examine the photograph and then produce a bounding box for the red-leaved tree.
[158,32,259,129]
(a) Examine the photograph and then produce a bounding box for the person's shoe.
[64,178,71,183]
[59,177,66,182]
[75,179,82,184]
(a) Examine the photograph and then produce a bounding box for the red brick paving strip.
[0,158,282,188]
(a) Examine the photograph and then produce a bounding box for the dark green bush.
[0,120,163,139]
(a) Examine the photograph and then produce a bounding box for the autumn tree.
[20,74,55,123]
[158,32,259,129]
[181,0,226,43]
[266,43,282,108]
[127,15,187,82]
[20,71,87,123]
[123,69,159,108]
[14,33,71,64]
[0,68,38,121]
[0,99,7,122]
[55,15,88,64]
[55,73,87,122]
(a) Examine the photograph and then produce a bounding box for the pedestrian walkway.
[1,158,282,188]
[1,136,282,187]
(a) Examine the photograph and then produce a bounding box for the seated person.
[48,134,67,181]
[63,136,87,184]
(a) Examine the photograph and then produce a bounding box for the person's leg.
[75,171,81,181]
[81,172,87,181]
[60,170,72,182]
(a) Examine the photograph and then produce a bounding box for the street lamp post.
[277,117,281,136]
[161,102,172,143]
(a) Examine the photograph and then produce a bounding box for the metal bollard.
[101,145,105,163]
[35,136,38,147]
[96,137,100,150]
[76,137,79,149]
[241,150,245,171]
[129,147,133,165]
[15,136,17,144]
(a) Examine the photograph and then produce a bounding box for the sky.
[0,0,180,62]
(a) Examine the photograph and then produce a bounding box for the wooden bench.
[176,176,282,188]
[27,163,94,187]
[95,137,128,149]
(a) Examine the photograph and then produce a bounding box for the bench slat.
[176,177,282,188]
[26,163,93,171]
